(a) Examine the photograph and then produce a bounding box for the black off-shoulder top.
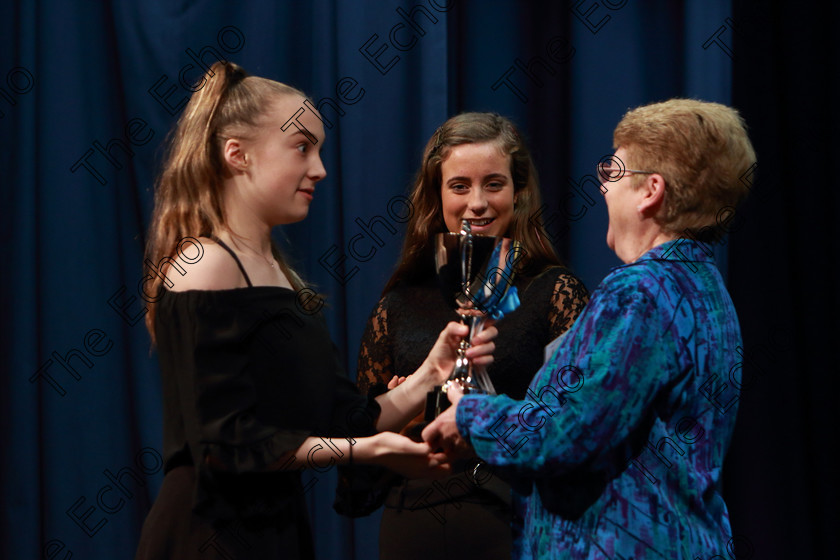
[155,286,380,521]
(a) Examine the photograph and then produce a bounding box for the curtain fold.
[726,1,840,558]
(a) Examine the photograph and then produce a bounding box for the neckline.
[161,284,297,295]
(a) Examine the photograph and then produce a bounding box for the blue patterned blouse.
[456,239,742,559]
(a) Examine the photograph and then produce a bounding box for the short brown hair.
[613,99,756,241]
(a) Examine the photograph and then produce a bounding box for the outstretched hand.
[424,321,497,385]
[373,431,452,479]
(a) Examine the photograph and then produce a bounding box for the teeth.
[469,219,493,226]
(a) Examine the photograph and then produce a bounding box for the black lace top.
[334,266,588,517]
[357,267,590,401]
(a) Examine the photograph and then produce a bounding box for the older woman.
[424,99,756,559]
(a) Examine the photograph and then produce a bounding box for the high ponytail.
[144,61,306,342]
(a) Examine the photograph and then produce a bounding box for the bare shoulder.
[166,237,247,291]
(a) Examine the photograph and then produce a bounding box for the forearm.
[271,431,448,482]
[270,433,387,472]
[374,361,443,431]
[455,393,560,472]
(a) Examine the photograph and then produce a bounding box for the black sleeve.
[160,289,381,520]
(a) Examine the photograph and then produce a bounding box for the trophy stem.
[447,314,496,395]
[427,223,515,420]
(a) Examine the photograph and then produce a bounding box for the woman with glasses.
[424,99,756,559]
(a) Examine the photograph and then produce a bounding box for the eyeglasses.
[596,161,656,183]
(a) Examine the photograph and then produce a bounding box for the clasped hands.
[379,321,492,479]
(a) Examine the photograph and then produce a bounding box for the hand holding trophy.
[425,219,521,421]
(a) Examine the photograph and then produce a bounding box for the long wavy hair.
[383,112,561,293]
[144,61,306,342]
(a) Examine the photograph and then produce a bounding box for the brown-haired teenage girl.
[349,112,589,560]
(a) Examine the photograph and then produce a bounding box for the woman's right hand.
[367,431,452,479]
[423,321,497,385]
[372,322,497,433]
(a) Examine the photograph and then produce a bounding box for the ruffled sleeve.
[190,310,310,472]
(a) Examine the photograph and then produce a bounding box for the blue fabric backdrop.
[2,1,835,559]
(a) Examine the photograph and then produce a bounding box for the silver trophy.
[425,220,521,421]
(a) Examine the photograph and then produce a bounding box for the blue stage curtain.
[1,1,450,558]
[725,1,840,558]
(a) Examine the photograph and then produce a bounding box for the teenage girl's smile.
[440,142,515,238]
